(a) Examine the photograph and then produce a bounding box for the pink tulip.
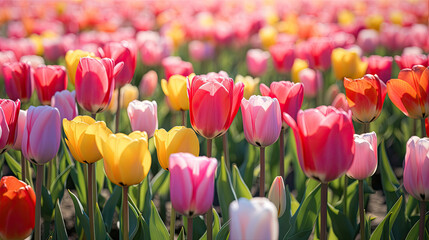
[394,54,428,69]
[0,109,9,152]
[246,49,270,77]
[299,68,323,98]
[22,106,61,165]
[2,62,33,102]
[269,44,295,73]
[137,31,171,66]
[229,197,279,240]
[20,55,45,70]
[283,106,355,183]
[241,96,281,147]
[403,136,429,201]
[139,70,158,98]
[363,55,393,83]
[169,153,217,217]
[188,75,244,139]
[99,41,137,87]
[75,57,124,114]
[346,132,377,180]
[331,93,350,112]
[127,100,158,138]
[34,65,68,105]
[189,40,215,61]
[51,90,78,121]
[43,38,66,62]
[162,56,193,80]
[12,110,26,151]
[298,38,333,70]
[357,29,379,54]
[0,99,20,152]
[260,81,304,123]
[0,51,16,78]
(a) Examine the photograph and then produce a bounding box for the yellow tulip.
[331,48,368,80]
[65,49,96,85]
[29,34,44,56]
[291,59,309,83]
[154,126,200,171]
[235,75,260,99]
[63,116,109,164]
[97,131,151,187]
[390,11,403,25]
[259,26,277,49]
[338,10,355,27]
[365,14,384,31]
[107,84,139,112]
[161,74,194,111]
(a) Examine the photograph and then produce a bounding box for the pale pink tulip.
[246,49,270,77]
[403,136,429,201]
[299,68,323,98]
[139,70,158,99]
[347,132,378,180]
[12,110,26,151]
[127,100,158,138]
[51,90,78,121]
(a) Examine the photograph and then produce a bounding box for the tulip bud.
[331,48,368,80]
[268,176,287,217]
[12,110,26,151]
[161,74,191,111]
[127,100,158,138]
[0,176,36,240]
[363,55,393,83]
[51,90,78,121]
[299,68,322,98]
[269,44,295,73]
[2,62,33,102]
[403,136,429,201]
[139,70,158,98]
[235,75,260,100]
[291,59,309,83]
[162,56,193,80]
[259,26,278,49]
[246,49,269,77]
[169,153,217,217]
[34,65,68,105]
[347,132,378,180]
[229,197,279,240]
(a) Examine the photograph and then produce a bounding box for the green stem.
[206,138,213,240]
[420,201,426,240]
[123,186,129,240]
[187,217,193,240]
[21,151,26,182]
[222,133,230,171]
[170,207,176,240]
[260,147,265,197]
[359,180,365,240]
[207,139,212,158]
[343,176,348,216]
[320,183,328,240]
[279,128,285,178]
[88,163,95,240]
[362,122,370,134]
[47,160,53,189]
[421,118,427,138]
[115,87,122,133]
[35,164,44,240]
[206,209,213,240]
[181,110,187,127]
[413,119,418,136]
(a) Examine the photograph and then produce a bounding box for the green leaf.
[149,201,169,239]
[216,156,237,222]
[102,186,121,232]
[284,184,321,240]
[128,200,140,240]
[68,190,90,240]
[151,169,170,197]
[231,165,252,199]
[96,161,105,196]
[50,164,72,204]
[241,143,257,188]
[55,200,68,240]
[130,177,152,222]
[379,142,401,210]
[177,227,185,240]
[327,204,355,239]
[289,130,306,202]
[5,152,21,179]
[370,196,403,240]
[405,214,429,240]
[215,219,230,240]
[200,208,221,240]
[279,186,292,238]
[132,215,150,240]
[95,202,107,240]
[70,162,87,208]
[42,186,54,220]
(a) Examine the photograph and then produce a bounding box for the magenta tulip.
[162,56,193,80]
[363,55,393,83]
[246,49,270,77]
[12,110,26,151]
[346,132,377,180]
[2,62,33,102]
[127,100,158,138]
[22,106,61,165]
[394,54,428,69]
[403,136,429,201]
[75,57,124,114]
[169,153,217,217]
[0,99,20,152]
[188,75,244,139]
[269,44,295,73]
[0,109,9,152]
[34,65,68,105]
[283,106,355,183]
[99,41,137,87]
[51,90,78,121]
[241,96,281,147]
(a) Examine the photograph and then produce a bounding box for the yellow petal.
[154,129,169,170]
[161,79,169,96]
[95,122,113,156]
[117,138,151,186]
[166,127,200,162]
[78,122,104,163]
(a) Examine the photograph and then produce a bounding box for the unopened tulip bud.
[347,132,378,180]
[268,176,287,217]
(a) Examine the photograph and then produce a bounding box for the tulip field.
[1,0,429,239]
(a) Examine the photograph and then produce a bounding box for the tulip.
[356,29,379,54]
[241,96,281,147]
[12,110,26,151]
[284,106,355,240]
[33,65,68,105]
[75,57,124,114]
[189,40,215,61]
[331,93,350,112]
[169,153,217,217]
[291,59,309,83]
[0,176,36,240]
[229,197,279,240]
[403,136,429,240]
[65,49,96,85]
[127,100,158,138]
[344,74,387,124]
[139,36,171,66]
[259,26,278,49]
[299,68,322,98]
[0,99,20,152]
[235,75,260,100]
[246,49,270,77]
[2,62,33,102]
[0,51,16,78]
[188,75,244,139]
[331,48,368,80]
[99,41,137,87]
[363,55,393,83]
[347,132,378,180]
[107,83,139,112]
[268,176,287,217]
[394,54,428,69]
[161,74,191,111]
[162,56,193,80]
[139,70,158,99]
[386,65,429,119]
[0,109,9,156]
[20,55,45,70]
[269,44,295,73]
[299,38,333,71]
[51,90,78,121]
[43,38,66,62]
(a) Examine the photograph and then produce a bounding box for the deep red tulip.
[34,65,68,105]
[2,62,33,102]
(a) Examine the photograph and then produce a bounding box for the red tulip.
[34,65,68,105]
[269,44,295,73]
[188,75,244,139]
[75,57,124,114]
[0,176,36,240]
[99,41,137,87]
[162,56,193,80]
[363,55,393,83]
[0,99,20,152]
[283,106,355,183]
[2,62,33,102]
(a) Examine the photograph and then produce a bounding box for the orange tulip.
[344,74,387,123]
[387,65,429,119]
